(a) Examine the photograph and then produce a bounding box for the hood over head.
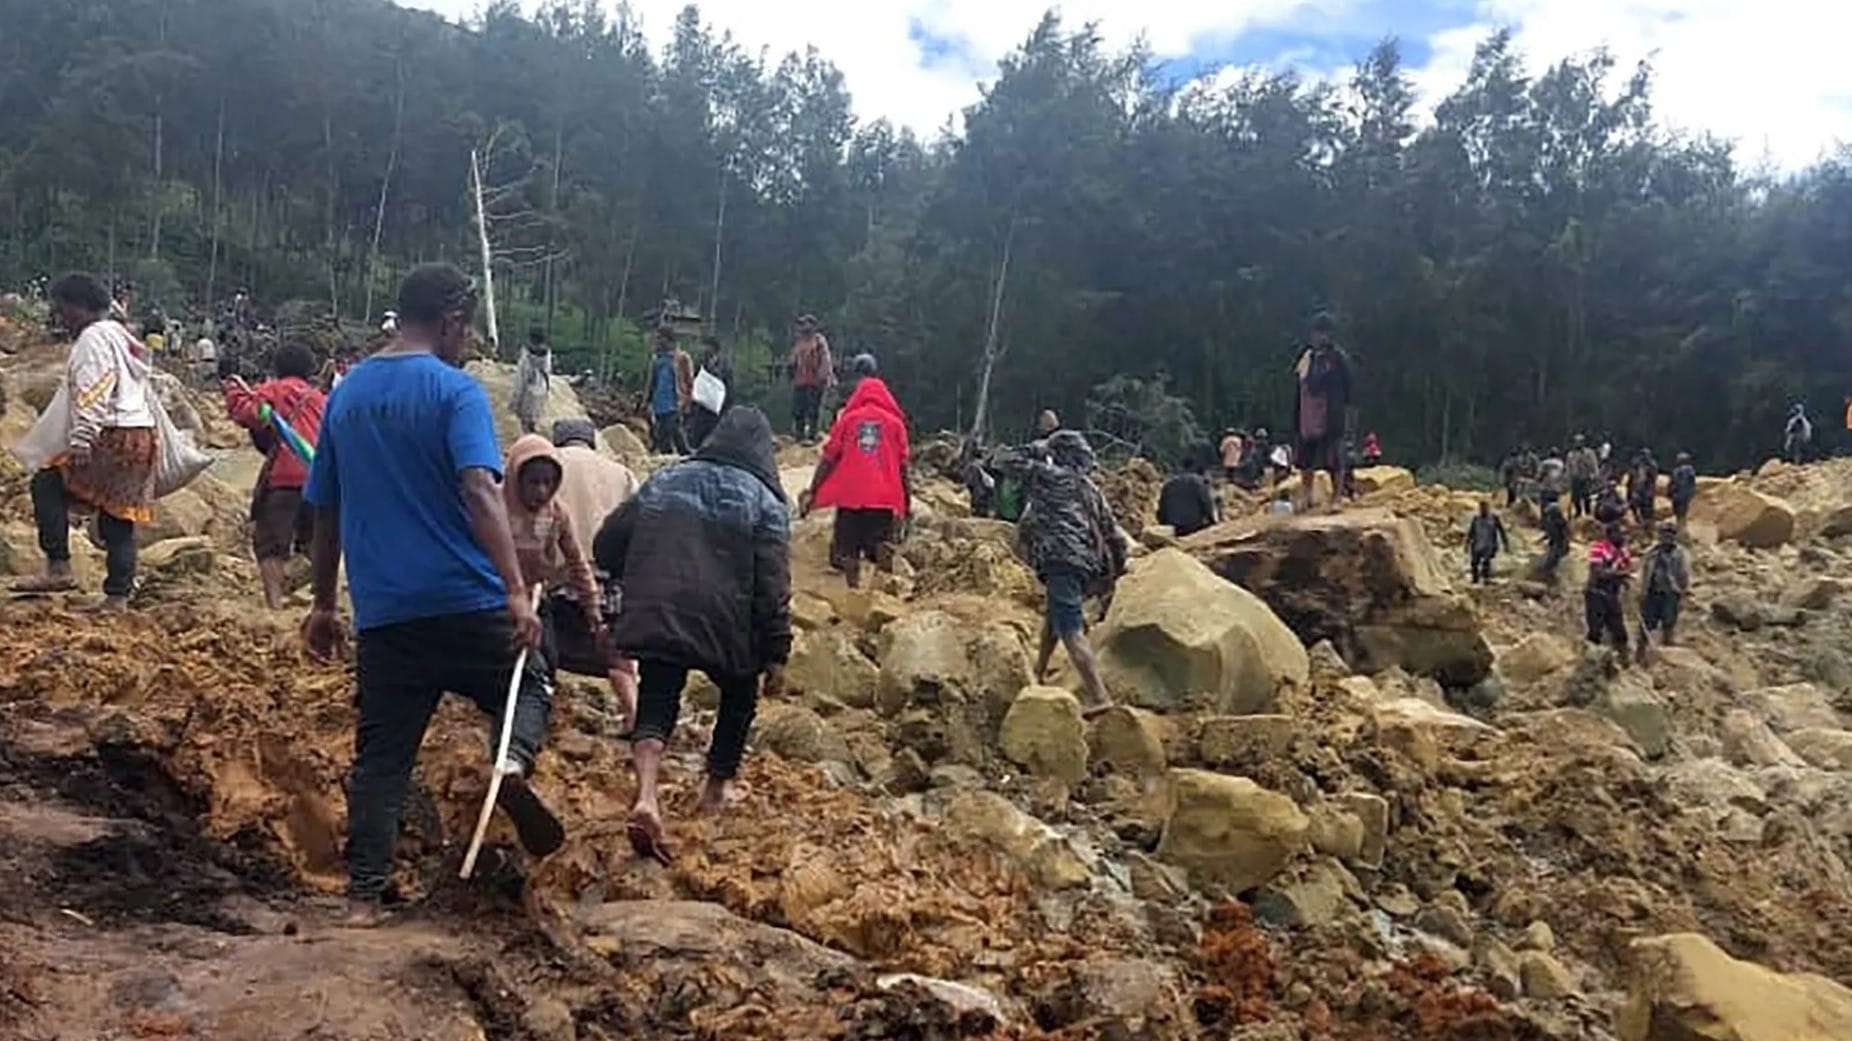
[504,434,566,518]
[693,406,786,504]
[842,376,904,421]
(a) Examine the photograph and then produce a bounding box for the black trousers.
[792,386,824,442]
[650,410,689,455]
[347,609,553,901]
[634,660,759,780]
[1584,589,1629,652]
[1570,478,1593,518]
[32,468,136,596]
[1470,550,1495,584]
[686,407,721,449]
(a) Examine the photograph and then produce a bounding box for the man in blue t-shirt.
[647,327,691,456]
[302,263,562,928]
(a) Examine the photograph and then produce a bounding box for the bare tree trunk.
[205,97,225,312]
[362,62,405,325]
[708,166,726,318]
[605,224,639,383]
[323,112,339,317]
[543,122,564,336]
[147,0,169,260]
[968,215,1017,442]
[470,148,502,357]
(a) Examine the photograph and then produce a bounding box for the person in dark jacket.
[1566,435,1600,518]
[1157,452,1220,537]
[1637,520,1690,662]
[1537,496,1571,581]
[1593,478,1627,526]
[1291,313,1354,513]
[1466,501,1509,584]
[1006,431,1126,715]
[1627,449,1659,527]
[1667,452,1697,527]
[684,335,734,449]
[593,407,791,865]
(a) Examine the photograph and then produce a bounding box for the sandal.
[626,808,674,866]
[12,575,79,594]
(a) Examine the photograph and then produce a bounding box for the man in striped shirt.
[1585,524,1634,655]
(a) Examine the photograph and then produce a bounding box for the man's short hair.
[396,264,476,325]
[529,326,546,345]
[50,272,111,314]
[551,417,599,448]
[275,342,317,380]
[1310,311,1337,334]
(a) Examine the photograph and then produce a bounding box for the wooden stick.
[460,585,542,880]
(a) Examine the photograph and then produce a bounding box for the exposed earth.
[4,323,1852,1040]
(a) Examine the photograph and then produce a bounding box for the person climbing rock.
[1585,523,1634,656]
[548,418,640,728]
[1291,312,1354,513]
[1157,450,1220,537]
[512,327,552,435]
[1637,521,1690,663]
[593,407,791,865]
[960,437,998,518]
[647,327,693,456]
[301,263,559,928]
[1004,430,1126,715]
[1566,434,1600,518]
[224,341,326,610]
[1628,449,1659,528]
[1668,452,1697,528]
[789,315,834,444]
[1467,500,1510,584]
[801,355,910,591]
[14,272,158,610]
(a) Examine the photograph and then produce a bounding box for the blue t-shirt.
[649,352,679,416]
[304,352,507,630]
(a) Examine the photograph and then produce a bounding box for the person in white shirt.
[14,272,158,609]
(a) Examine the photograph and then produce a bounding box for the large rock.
[1820,504,1852,539]
[1720,710,1804,768]
[1784,729,1852,771]
[1688,481,1795,548]
[599,422,649,461]
[1371,698,1495,771]
[1742,682,1843,733]
[753,703,852,765]
[943,790,1091,890]
[138,487,215,546]
[1088,707,1170,778]
[1096,548,1308,714]
[582,900,852,1005]
[785,627,881,710]
[1154,769,1308,892]
[1191,509,1493,685]
[1351,465,1415,496]
[1619,932,1852,1041]
[1498,632,1578,687]
[998,687,1089,785]
[1600,676,1673,759]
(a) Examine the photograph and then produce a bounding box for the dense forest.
[2,0,1849,467]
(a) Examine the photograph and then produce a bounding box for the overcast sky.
[408,0,1850,171]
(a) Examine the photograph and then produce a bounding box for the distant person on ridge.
[1637,520,1689,663]
[1361,430,1382,467]
[1004,431,1125,716]
[1466,500,1510,585]
[1585,523,1634,657]
[1219,428,1245,484]
[789,315,834,444]
[1537,494,1571,582]
[801,354,911,591]
[647,326,692,456]
[1291,312,1354,513]
[223,341,326,609]
[594,407,791,865]
[302,263,560,928]
[1158,450,1220,537]
[1627,449,1659,527]
[1566,435,1600,518]
[513,327,552,435]
[1784,402,1813,464]
[1668,452,1698,528]
[1538,446,1567,510]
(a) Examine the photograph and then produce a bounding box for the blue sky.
[413,0,1851,170]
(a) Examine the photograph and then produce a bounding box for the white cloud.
[1413,0,1852,170]
[407,0,1850,168]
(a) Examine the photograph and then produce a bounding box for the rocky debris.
[466,359,591,449]
[997,686,1089,785]
[1193,508,1494,685]
[1720,709,1804,768]
[753,703,853,766]
[1350,465,1416,496]
[1498,632,1578,687]
[1087,706,1170,778]
[784,627,881,710]
[1192,713,1295,770]
[599,422,649,461]
[1783,728,1852,771]
[1096,548,1308,713]
[1598,675,1673,759]
[1036,956,1194,1041]
[940,789,1090,890]
[139,487,215,545]
[1782,576,1843,610]
[1517,949,1579,998]
[1689,480,1796,548]
[1256,857,1363,930]
[1742,682,1844,733]
[1619,932,1852,1041]
[1370,697,1495,771]
[1154,769,1308,893]
[1096,457,1163,531]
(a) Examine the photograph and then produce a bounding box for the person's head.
[1478,500,1491,516]
[551,417,599,449]
[1573,433,1585,447]
[274,342,316,381]
[528,326,545,347]
[1047,430,1095,473]
[654,325,675,351]
[702,335,723,359]
[1036,409,1060,436]
[1309,311,1336,347]
[851,353,878,378]
[1791,401,1806,416]
[510,442,564,513]
[1254,426,1269,443]
[395,263,478,364]
[144,318,166,337]
[1657,520,1678,546]
[1676,451,1691,465]
[49,272,111,334]
[1224,428,1238,439]
[1604,523,1627,547]
[794,314,818,340]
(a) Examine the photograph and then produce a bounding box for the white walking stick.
[460,585,543,880]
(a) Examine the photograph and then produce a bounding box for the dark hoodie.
[595,407,792,676]
[814,376,910,514]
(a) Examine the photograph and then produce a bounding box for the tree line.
[3,0,1848,468]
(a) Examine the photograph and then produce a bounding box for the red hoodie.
[225,376,326,489]
[815,377,910,515]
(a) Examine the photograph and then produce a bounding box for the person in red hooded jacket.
[800,355,910,589]
[224,341,327,609]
